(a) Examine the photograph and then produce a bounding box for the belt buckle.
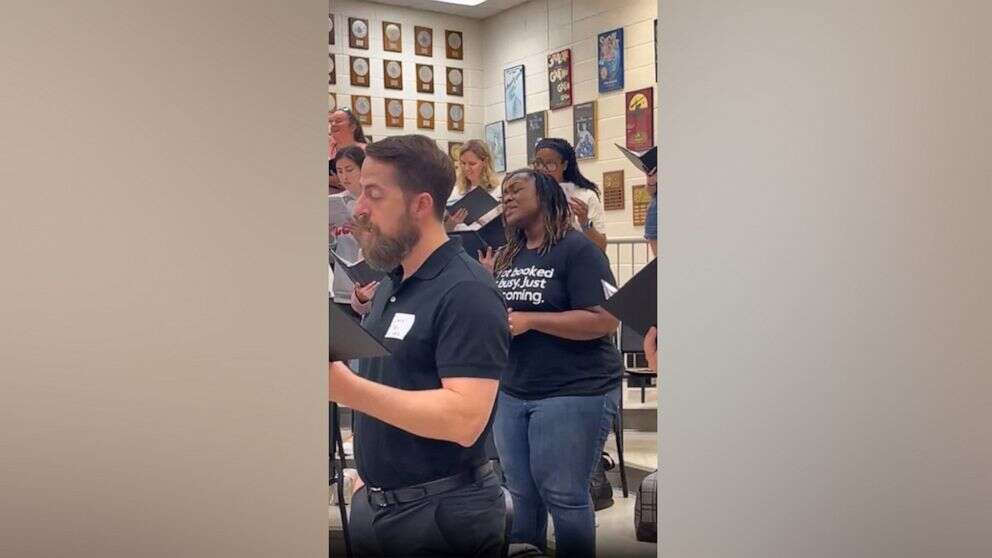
[367,486,388,508]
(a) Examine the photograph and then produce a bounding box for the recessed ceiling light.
[435,0,488,6]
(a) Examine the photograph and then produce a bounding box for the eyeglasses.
[531,159,561,171]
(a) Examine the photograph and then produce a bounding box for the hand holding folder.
[445,188,500,226]
[601,258,657,337]
[329,302,390,362]
[330,249,386,286]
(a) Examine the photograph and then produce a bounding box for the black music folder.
[602,258,657,337]
[451,218,507,261]
[446,188,500,225]
[614,144,657,175]
[329,302,390,362]
[330,249,386,286]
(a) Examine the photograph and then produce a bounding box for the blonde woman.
[445,139,502,232]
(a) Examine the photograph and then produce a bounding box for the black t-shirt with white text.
[495,230,623,400]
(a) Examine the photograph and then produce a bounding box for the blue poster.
[598,28,624,93]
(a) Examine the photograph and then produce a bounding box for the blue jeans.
[493,388,620,558]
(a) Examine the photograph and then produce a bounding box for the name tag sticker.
[385,313,416,340]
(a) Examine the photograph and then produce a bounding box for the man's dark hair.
[365,135,455,219]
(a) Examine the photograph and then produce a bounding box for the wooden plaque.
[350,56,370,87]
[329,92,337,112]
[382,21,402,52]
[383,59,403,90]
[417,101,435,129]
[632,184,650,226]
[603,170,625,211]
[447,103,464,132]
[625,88,655,151]
[348,17,369,49]
[414,26,433,57]
[328,13,335,46]
[445,30,464,59]
[446,67,464,96]
[352,95,372,126]
[416,64,435,93]
[385,98,404,128]
[573,101,597,160]
[448,142,463,161]
[548,48,573,110]
[328,53,336,86]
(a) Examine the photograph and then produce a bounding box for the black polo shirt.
[354,239,509,490]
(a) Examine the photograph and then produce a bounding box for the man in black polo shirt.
[328,135,510,557]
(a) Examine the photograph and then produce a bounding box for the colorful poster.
[485,121,506,173]
[625,88,654,151]
[525,111,547,165]
[503,65,526,122]
[573,101,597,160]
[548,49,573,109]
[598,28,624,93]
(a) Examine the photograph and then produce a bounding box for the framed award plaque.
[352,95,372,126]
[446,67,464,96]
[632,184,650,225]
[383,59,403,90]
[445,30,463,59]
[603,170,625,211]
[414,26,433,56]
[448,142,464,161]
[328,13,335,46]
[625,88,654,150]
[329,93,337,112]
[328,53,336,86]
[416,64,435,94]
[348,17,369,49]
[382,21,402,52]
[548,48,573,110]
[385,98,404,128]
[417,101,435,129]
[447,103,465,132]
[350,56,370,87]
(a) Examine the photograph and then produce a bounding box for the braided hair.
[494,170,573,274]
[534,137,600,197]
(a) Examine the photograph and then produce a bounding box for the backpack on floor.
[590,452,615,511]
[634,469,658,542]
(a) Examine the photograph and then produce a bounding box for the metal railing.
[605,236,654,287]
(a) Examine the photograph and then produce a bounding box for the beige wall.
[481,0,658,240]
[330,0,485,144]
[0,2,328,557]
[661,0,992,556]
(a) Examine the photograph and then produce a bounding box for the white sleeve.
[589,192,607,231]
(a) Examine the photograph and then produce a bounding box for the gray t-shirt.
[328,192,360,303]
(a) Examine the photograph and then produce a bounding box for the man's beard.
[351,212,421,272]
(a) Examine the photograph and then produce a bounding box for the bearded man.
[328,135,510,557]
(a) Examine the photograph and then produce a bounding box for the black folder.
[446,188,500,225]
[329,302,390,362]
[602,258,657,337]
[330,249,386,286]
[614,143,657,175]
[451,219,507,261]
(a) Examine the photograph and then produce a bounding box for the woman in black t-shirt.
[492,170,623,558]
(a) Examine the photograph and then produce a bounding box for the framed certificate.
[352,95,372,126]
[446,67,464,96]
[385,98,404,128]
[416,64,435,94]
[447,103,465,132]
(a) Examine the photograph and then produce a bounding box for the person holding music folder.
[328,135,510,557]
[329,146,376,319]
[531,138,608,251]
[445,139,501,231]
[491,169,623,558]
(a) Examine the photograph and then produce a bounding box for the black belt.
[366,462,494,509]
